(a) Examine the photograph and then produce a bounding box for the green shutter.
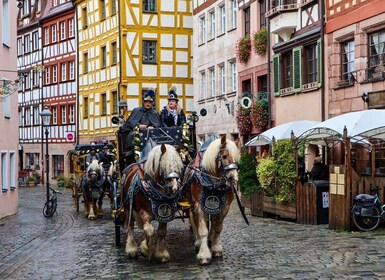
[292,47,302,93]
[317,38,322,87]
[273,54,280,96]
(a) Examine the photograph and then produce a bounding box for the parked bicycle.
[351,186,385,231]
[43,187,61,218]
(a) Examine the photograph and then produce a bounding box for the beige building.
[193,0,240,141]
[0,0,19,218]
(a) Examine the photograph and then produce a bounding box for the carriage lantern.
[40,106,52,216]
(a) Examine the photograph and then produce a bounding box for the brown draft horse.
[183,135,240,265]
[82,160,116,219]
[121,143,184,263]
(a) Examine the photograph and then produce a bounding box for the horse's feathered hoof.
[88,215,97,220]
[213,251,223,258]
[198,258,211,266]
[158,257,170,264]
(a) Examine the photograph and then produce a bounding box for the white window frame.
[24,35,31,53]
[220,65,226,95]
[52,24,57,43]
[17,38,23,56]
[69,19,75,37]
[61,105,67,124]
[69,61,75,80]
[33,106,39,125]
[33,71,39,87]
[2,0,10,47]
[220,5,226,35]
[210,68,215,97]
[52,65,58,83]
[199,16,206,44]
[231,62,237,92]
[32,31,38,51]
[25,108,31,125]
[232,0,237,29]
[45,67,50,84]
[61,63,67,81]
[1,152,7,191]
[10,152,15,189]
[60,21,66,40]
[210,11,216,39]
[201,71,206,99]
[69,104,75,123]
[44,27,50,45]
[52,107,57,124]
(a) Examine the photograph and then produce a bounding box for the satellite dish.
[241,97,252,109]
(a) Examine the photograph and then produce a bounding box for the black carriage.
[69,143,116,213]
[111,110,206,247]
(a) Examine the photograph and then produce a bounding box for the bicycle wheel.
[43,199,58,217]
[352,205,381,232]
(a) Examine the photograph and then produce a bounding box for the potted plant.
[251,99,269,131]
[235,35,252,64]
[26,176,36,187]
[57,174,70,188]
[253,27,267,56]
[236,106,253,135]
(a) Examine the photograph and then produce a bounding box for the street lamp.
[40,106,52,214]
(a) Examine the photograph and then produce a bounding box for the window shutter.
[273,54,280,96]
[317,38,322,87]
[293,47,302,93]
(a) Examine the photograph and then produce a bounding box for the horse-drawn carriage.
[111,110,243,265]
[69,143,117,218]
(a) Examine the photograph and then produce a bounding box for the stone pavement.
[2,187,385,279]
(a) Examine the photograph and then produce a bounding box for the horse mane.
[144,144,184,177]
[88,159,101,171]
[201,138,240,173]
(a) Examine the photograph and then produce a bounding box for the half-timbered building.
[73,0,194,145]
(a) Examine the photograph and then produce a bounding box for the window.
[69,61,75,80]
[82,7,88,28]
[52,106,57,124]
[341,40,355,81]
[3,95,10,119]
[44,27,50,45]
[1,153,6,191]
[210,11,216,39]
[33,106,39,125]
[33,71,39,87]
[24,35,30,53]
[304,44,317,84]
[18,110,23,126]
[111,0,116,15]
[111,42,117,64]
[2,0,10,47]
[142,40,156,63]
[220,5,226,35]
[69,104,75,123]
[25,108,31,125]
[61,63,67,81]
[53,155,64,178]
[10,153,15,189]
[282,52,293,89]
[143,0,156,12]
[83,52,88,73]
[61,105,67,124]
[368,31,385,68]
[231,0,237,29]
[111,91,118,114]
[101,93,107,115]
[201,71,207,99]
[259,0,266,29]
[231,62,237,92]
[69,19,75,37]
[220,65,226,95]
[52,24,57,43]
[45,67,50,84]
[52,65,58,83]
[60,21,66,40]
[84,97,89,118]
[209,68,215,97]
[101,46,107,68]
[244,7,250,36]
[24,74,30,89]
[17,38,22,56]
[32,31,38,51]
[199,17,206,44]
[100,0,106,20]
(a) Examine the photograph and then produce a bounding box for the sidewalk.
[1,186,385,279]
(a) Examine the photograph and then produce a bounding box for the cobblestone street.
[2,186,385,279]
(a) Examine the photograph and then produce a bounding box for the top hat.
[118,100,127,107]
[168,86,179,101]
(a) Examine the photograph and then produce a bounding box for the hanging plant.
[236,106,252,135]
[235,35,252,64]
[253,27,268,55]
[251,99,268,131]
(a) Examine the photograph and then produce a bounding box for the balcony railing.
[266,0,299,18]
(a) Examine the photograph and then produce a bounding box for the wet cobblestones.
[2,186,385,279]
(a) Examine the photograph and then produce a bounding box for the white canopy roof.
[244,120,320,147]
[298,109,385,143]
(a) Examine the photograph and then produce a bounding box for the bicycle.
[351,186,385,231]
[43,187,62,218]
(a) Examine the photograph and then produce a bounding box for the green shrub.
[239,153,261,198]
[256,157,275,197]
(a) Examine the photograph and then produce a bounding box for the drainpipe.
[267,0,272,129]
[39,19,44,183]
[320,0,325,122]
[74,4,80,145]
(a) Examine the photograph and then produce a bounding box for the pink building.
[0,0,19,218]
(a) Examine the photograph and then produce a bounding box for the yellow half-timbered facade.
[74,0,193,144]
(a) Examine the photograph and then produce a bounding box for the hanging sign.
[240,96,252,109]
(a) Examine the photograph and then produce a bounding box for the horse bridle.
[216,148,239,175]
